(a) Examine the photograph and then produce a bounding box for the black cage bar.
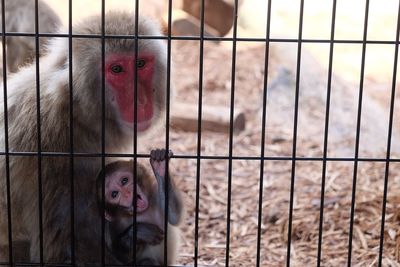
[0,0,399,267]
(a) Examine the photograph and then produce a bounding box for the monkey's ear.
[105,211,114,222]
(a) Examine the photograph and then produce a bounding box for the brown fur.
[0,11,168,265]
[97,159,182,265]
[96,160,154,216]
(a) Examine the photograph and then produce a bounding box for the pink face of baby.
[105,170,149,215]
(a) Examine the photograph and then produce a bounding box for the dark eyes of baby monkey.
[96,149,183,265]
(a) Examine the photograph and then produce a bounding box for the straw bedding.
[147,40,400,266]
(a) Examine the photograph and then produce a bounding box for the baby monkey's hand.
[150,148,173,178]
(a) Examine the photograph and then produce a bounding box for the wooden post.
[171,102,246,134]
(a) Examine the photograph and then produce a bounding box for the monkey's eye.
[136,59,146,68]
[121,177,129,185]
[111,191,119,199]
[111,64,124,74]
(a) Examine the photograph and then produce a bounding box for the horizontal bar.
[0,31,399,44]
[0,264,73,267]
[0,263,196,267]
[0,151,398,162]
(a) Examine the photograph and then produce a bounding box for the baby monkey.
[97,149,183,265]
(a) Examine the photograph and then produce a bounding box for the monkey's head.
[96,160,153,221]
[72,11,168,138]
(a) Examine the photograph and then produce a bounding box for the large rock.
[264,44,400,158]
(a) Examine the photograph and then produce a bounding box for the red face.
[104,170,149,221]
[105,53,155,131]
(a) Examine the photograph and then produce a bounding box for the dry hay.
[167,127,400,267]
[145,40,400,266]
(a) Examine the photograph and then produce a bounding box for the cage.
[0,0,399,266]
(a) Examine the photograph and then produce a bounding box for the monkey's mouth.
[119,118,152,133]
[136,193,148,212]
[136,119,152,131]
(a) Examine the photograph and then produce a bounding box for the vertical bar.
[133,0,140,264]
[1,0,13,265]
[194,0,206,265]
[34,0,44,265]
[100,0,106,265]
[68,0,75,264]
[164,0,173,265]
[316,0,337,266]
[347,1,370,266]
[377,0,400,265]
[286,0,304,266]
[256,0,272,266]
[225,1,239,266]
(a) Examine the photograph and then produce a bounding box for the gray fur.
[0,0,61,72]
[0,11,171,265]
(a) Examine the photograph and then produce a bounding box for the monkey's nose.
[122,190,131,198]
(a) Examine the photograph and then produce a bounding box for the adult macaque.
[1,0,61,72]
[97,148,183,265]
[0,11,169,265]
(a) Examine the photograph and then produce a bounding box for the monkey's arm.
[115,222,164,252]
[150,149,184,226]
[136,223,164,245]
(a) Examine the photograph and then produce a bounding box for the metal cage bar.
[163,0,174,266]
[224,1,240,266]
[194,0,206,266]
[100,0,107,265]
[256,0,272,266]
[3,31,400,45]
[316,0,337,265]
[132,0,140,265]
[286,0,305,266]
[67,0,75,264]
[0,0,12,265]
[347,1,370,266]
[0,1,399,266]
[34,0,44,265]
[0,151,399,162]
[378,1,400,266]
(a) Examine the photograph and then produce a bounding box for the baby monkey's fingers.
[150,149,163,161]
[150,148,173,162]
